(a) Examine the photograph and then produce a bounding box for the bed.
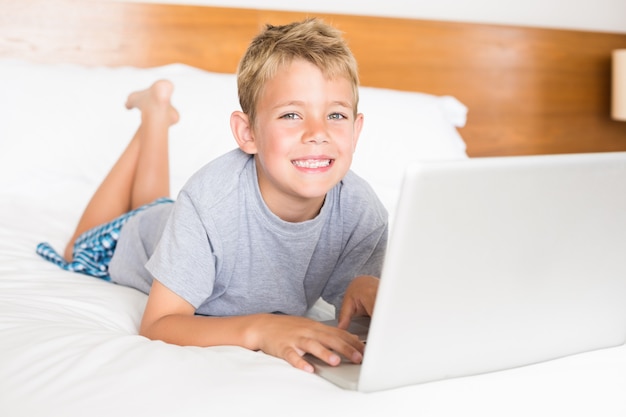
[1,1,626,416]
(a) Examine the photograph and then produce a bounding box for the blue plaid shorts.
[36,197,174,280]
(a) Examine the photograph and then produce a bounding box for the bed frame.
[2,0,626,157]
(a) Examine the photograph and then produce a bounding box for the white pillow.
[0,59,467,218]
[354,87,468,217]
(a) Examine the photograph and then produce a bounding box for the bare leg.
[63,80,179,261]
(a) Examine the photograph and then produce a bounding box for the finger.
[284,348,315,373]
[302,330,364,366]
[312,332,364,365]
[337,299,355,330]
[281,332,347,371]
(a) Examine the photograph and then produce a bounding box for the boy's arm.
[337,275,380,330]
[139,279,364,373]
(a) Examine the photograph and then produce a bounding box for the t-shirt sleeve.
[322,223,388,311]
[145,190,218,308]
[321,180,389,311]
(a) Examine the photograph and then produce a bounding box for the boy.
[37,19,388,373]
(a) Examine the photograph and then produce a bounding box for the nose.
[303,118,329,144]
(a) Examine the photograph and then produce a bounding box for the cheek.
[254,131,286,168]
[339,126,359,153]
[256,124,288,150]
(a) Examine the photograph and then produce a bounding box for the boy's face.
[245,58,363,221]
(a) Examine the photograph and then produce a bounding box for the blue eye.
[328,113,347,120]
[281,113,300,120]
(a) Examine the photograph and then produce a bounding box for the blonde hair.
[236,18,359,125]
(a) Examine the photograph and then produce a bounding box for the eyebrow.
[331,100,354,110]
[273,100,354,110]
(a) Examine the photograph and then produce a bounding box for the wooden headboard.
[3,0,626,157]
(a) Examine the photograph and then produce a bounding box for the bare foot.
[125,80,180,125]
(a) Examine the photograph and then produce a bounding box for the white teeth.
[292,159,331,168]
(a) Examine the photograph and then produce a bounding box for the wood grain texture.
[2,0,626,156]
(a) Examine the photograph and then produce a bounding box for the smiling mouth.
[292,159,332,169]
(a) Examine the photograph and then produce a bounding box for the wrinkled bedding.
[1,60,625,417]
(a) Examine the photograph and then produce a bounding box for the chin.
[296,182,337,200]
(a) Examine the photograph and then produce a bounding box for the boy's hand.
[337,275,379,330]
[251,315,364,373]
[141,279,371,374]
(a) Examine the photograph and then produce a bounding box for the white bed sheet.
[1,60,626,417]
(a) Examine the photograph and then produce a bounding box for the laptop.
[310,151,626,392]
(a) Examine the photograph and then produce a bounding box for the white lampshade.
[612,49,626,121]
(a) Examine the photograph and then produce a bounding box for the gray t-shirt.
[109,149,388,316]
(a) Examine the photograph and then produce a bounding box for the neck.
[265,193,326,223]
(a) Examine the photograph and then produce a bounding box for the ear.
[230,111,258,154]
[351,113,364,153]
